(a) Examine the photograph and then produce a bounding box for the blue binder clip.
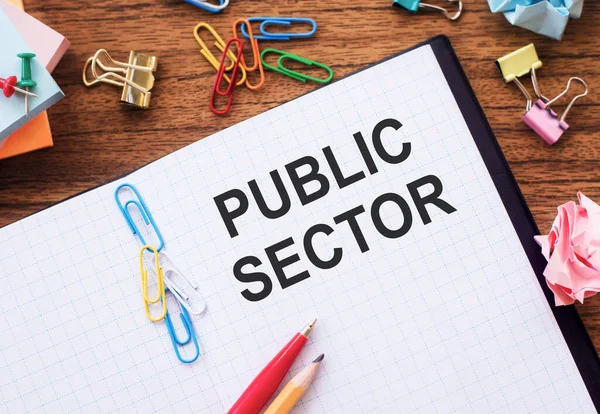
[183,0,229,13]
[393,0,463,20]
[240,17,317,40]
[164,288,201,364]
[115,183,165,251]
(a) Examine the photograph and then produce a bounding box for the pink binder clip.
[522,77,588,145]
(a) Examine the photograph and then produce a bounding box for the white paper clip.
[184,0,229,13]
[143,251,207,315]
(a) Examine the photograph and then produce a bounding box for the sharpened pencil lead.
[313,354,324,363]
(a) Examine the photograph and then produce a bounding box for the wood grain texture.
[1,1,600,351]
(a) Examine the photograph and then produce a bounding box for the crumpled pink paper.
[535,192,600,306]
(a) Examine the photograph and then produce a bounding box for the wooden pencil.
[264,354,324,414]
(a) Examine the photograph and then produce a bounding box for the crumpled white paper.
[488,0,584,40]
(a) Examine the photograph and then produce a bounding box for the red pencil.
[228,319,317,414]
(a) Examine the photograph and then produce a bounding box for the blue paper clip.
[240,17,317,41]
[164,288,200,364]
[115,183,165,252]
[183,0,228,13]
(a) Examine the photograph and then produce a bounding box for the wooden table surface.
[1,1,600,350]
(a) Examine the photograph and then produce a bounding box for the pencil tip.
[313,354,324,363]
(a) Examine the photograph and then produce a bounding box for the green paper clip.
[260,48,304,81]
[261,48,333,84]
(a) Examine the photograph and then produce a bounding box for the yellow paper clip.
[194,22,247,87]
[496,44,546,111]
[82,49,157,109]
[139,245,167,322]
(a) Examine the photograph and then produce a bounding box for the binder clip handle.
[512,78,533,112]
[546,77,588,123]
[530,67,548,103]
[420,0,463,20]
[83,49,154,95]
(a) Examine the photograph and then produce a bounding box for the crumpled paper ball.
[535,192,600,306]
[488,0,584,40]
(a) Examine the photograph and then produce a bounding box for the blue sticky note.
[487,0,584,40]
[505,1,569,40]
[488,0,533,13]
[564,0,583,17]
[0,8,64,143]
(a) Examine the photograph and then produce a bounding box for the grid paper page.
[0,44,595,413]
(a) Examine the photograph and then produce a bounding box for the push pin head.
[0,75,18,98]
[16,52,37,88]
[0,76,39,98]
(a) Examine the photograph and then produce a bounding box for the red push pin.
[0,75,38,98]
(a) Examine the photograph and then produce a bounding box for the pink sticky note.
[6,0,22,8]
[522,99,568,145]
[0,0,70,72]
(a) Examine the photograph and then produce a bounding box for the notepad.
[0,0,69,159]
[0,37,597,413]
[0,8,64,143]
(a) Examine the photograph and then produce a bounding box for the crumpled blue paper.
[488,0,583,40]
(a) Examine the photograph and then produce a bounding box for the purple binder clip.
[522,77,588,145]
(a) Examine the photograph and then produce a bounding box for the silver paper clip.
[144,251,207,316]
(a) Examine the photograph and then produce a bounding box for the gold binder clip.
[496,44,546,111]
[82,49,157,109]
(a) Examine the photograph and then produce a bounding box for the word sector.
[213,118,458,302]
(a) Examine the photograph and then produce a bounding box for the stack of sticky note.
[0,0,69,159]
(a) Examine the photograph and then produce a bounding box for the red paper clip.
[210,38,243,115]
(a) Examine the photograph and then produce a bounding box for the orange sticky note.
[0,113,52,159]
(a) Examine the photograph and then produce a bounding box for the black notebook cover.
[421,34,600,408]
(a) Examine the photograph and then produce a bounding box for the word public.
[214,118,457,302]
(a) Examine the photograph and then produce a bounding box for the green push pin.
[16,52,37,115]
[17,52,37,88]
